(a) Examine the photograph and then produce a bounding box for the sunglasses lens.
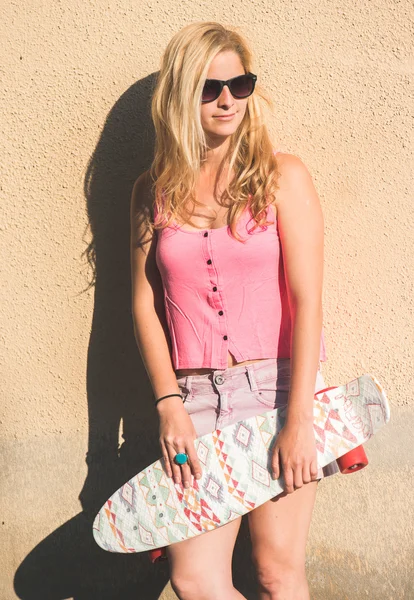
[230,75,254,98]
[202,80,221,102]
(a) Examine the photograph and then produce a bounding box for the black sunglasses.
[201,72,257,103]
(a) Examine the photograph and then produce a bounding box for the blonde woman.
[131,21,337,600]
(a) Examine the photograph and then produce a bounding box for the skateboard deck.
[92,374,389,554]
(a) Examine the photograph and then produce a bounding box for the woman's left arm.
[272,152,324,493]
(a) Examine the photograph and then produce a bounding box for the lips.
[214,113,236,119]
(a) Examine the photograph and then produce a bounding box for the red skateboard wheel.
[336,445,368,474]
[148,547,168,563]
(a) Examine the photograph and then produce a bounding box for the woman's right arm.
[130,173,202,487]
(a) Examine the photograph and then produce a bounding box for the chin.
[207,122,240,138]
[207,130,237,142]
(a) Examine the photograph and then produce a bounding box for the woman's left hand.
[271,421,319,493]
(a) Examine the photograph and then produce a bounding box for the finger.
[171,442,196,487]
[271,446,281,480]
[283,464,295,494]
[166,442,184,484]
[160,440,172,478]
[302,464,312,484]
[180,461,192,489]
[310,458,319,481]
[180,438,202,488]
[186,445,203,481]
[293,464,304,489]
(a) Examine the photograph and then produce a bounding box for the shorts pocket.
[253,374,290,409]
[176,381,193,404]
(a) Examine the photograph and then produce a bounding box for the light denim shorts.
[176,357,339,480]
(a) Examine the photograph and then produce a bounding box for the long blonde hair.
[149,21,280,242]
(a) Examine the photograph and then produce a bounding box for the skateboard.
[92,374,390,561]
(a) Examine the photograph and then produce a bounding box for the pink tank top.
[153,157,327,370]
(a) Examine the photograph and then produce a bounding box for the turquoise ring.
[174,453,189,466]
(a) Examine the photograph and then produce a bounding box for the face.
[200,50,249,142]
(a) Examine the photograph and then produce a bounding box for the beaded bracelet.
[155,393,184,407]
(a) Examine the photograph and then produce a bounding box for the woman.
[130,21,337,600]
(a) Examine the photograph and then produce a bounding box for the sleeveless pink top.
[153,157,327,370]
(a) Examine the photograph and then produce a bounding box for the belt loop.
[246,364,259,392]
[185,376,192,394]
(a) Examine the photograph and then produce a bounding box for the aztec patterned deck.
[93,374,390,553]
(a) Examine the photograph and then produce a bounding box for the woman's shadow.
[14,74,257,600]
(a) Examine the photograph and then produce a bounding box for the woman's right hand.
[156,396,203,488]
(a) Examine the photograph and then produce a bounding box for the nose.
[217,84,234,107]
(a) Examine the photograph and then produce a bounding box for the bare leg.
[167,517,247,600]
[248,482,318,600]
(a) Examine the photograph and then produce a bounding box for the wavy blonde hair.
[149,21,281,243]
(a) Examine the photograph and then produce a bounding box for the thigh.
[247,481,318,568]
[167,517,242,584]
[170,377,242,590]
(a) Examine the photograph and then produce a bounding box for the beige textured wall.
[1,1,413,598]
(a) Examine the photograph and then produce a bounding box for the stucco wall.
[1,1,413,598]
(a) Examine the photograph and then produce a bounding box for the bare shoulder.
[130,170,157,248]
[275,152,313,187]
[273,152,320,211]
[131,169,154,215]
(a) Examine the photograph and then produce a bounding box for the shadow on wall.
[13,72,259,600]
[13,74,165,600]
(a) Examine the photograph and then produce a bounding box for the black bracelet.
[155,393,184,406]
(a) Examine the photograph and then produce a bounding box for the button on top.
[223,335,228,340]
[218,310,223,315]
[214,374,225,385]
[204,232,208,237]
[207,259,212,265]
[213,286,217,291]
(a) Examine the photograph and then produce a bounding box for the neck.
[201,136,231,176]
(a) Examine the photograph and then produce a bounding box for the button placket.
[202,230,229,367]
